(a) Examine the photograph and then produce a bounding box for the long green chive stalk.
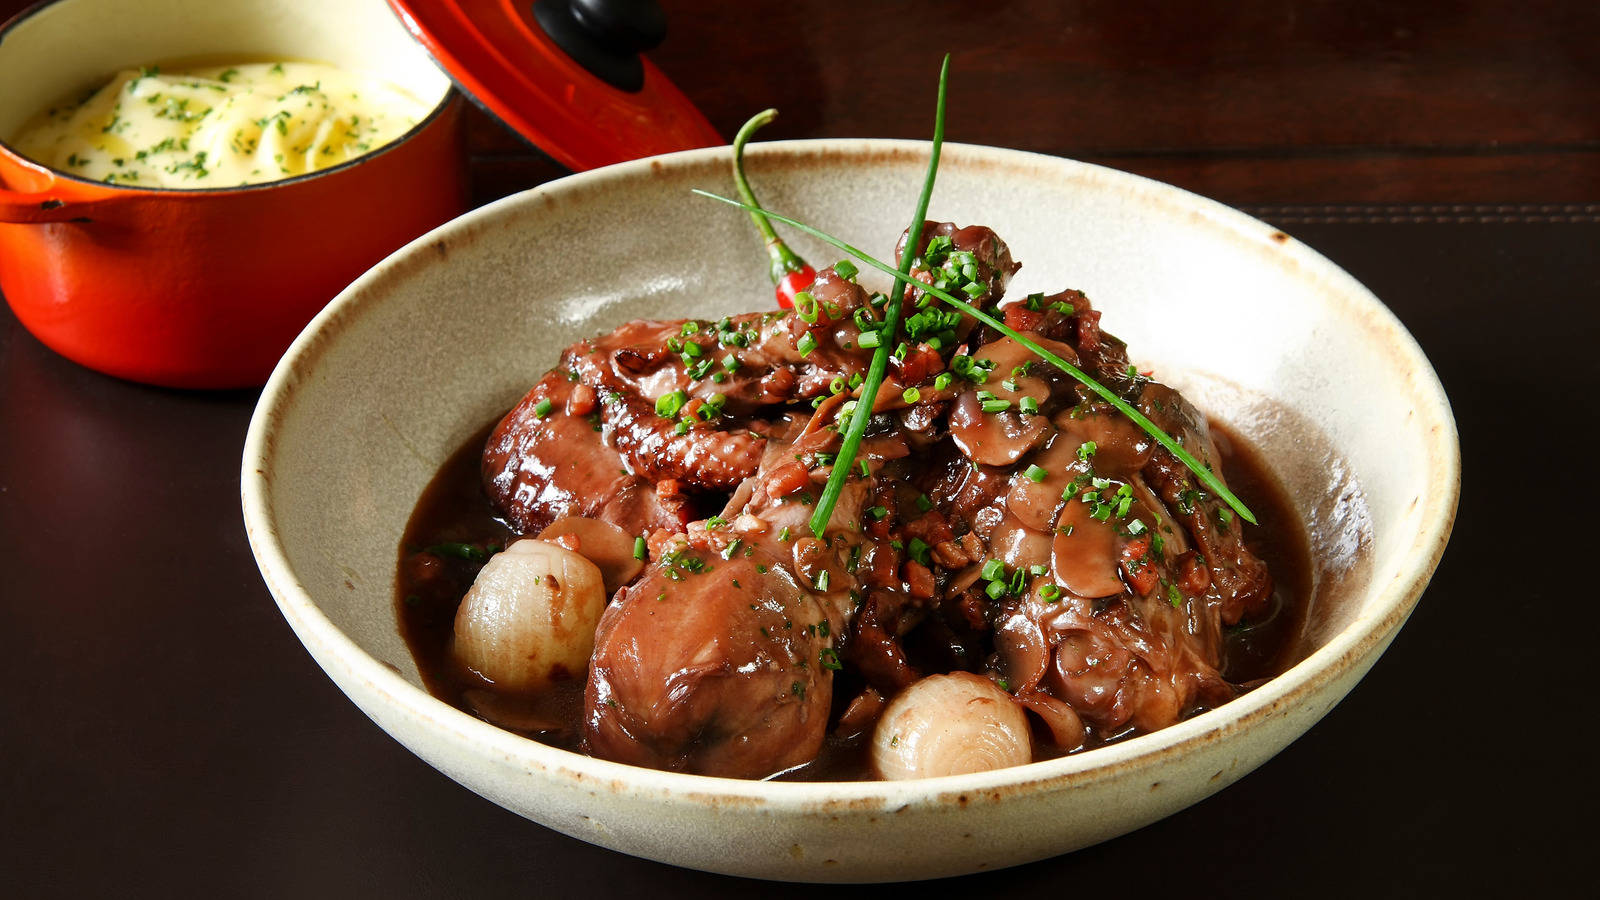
[689,193,1260,526]
[801,54,950,538]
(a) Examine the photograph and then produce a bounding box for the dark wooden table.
[3,1,1595,895]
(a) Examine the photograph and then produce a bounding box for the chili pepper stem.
[732,108,811,285]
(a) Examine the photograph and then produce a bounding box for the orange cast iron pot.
[0,96,467,389]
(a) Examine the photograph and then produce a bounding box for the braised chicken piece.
[401,220,1297,781]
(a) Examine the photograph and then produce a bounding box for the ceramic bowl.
[0,0,465,388]
[241,140,1458,882]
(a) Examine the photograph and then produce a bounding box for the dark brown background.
[2,0,1595,896]
[470,0,1600,204]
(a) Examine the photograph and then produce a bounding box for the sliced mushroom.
[1051,492,1125,599]
[949,391,1051,467]
[988,511,1053,572]
[1015,689,1087,751]
[993,606,1051,692]
[538,516,645,595]
[1003,427,1091,531]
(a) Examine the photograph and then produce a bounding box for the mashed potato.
[11,61,430,188]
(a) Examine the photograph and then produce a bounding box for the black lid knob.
[571,0,666,54]
[533,0,666,92]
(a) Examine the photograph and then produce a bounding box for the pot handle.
[0,184,120,224]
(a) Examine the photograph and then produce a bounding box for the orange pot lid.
[387,0,723,171]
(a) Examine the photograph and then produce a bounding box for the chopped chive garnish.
[908,537,932,565]
[981,558,1004,581]
[857,329,882,349]
[796,332,818,356]
[721,353,740,371]
[833,259,858,280]
[1040,584,1061,601]
[533,398,553,418]
[794,291,820,323]
[633,537,646,560]
[1019,396,1040,415]
[985,580,1007,599]
[784,56,948,538]
[694,195,1259,526]
[1077,440,1098,461]
[814,569,831,591]
[915,493,933,512]
[1024,464,1048,482]
[903,387,922,403]
[934,372,953,390]
[981,398,1012,413]
[868,505,888,520]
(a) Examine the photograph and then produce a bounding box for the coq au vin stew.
[397,216,1310,782]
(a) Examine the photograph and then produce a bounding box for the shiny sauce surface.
[396,415,1312,781]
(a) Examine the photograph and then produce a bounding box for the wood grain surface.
[2,0,1594,203]
[471,0,1600,202]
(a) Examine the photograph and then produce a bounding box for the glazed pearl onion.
[452,539,606,693]
[871,672,1033,780]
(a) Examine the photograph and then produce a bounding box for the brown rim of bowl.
[241,138,1461,812]
[0,0,458,196]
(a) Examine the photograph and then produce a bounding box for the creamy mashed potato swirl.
[11,62,430,188]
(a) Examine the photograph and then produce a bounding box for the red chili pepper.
[775,265,816,310]
[732,109,812,309]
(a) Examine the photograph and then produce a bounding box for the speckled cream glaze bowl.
[241,140,1458,882]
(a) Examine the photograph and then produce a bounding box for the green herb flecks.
[800,54,950,538]
[688,201,1259,526]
